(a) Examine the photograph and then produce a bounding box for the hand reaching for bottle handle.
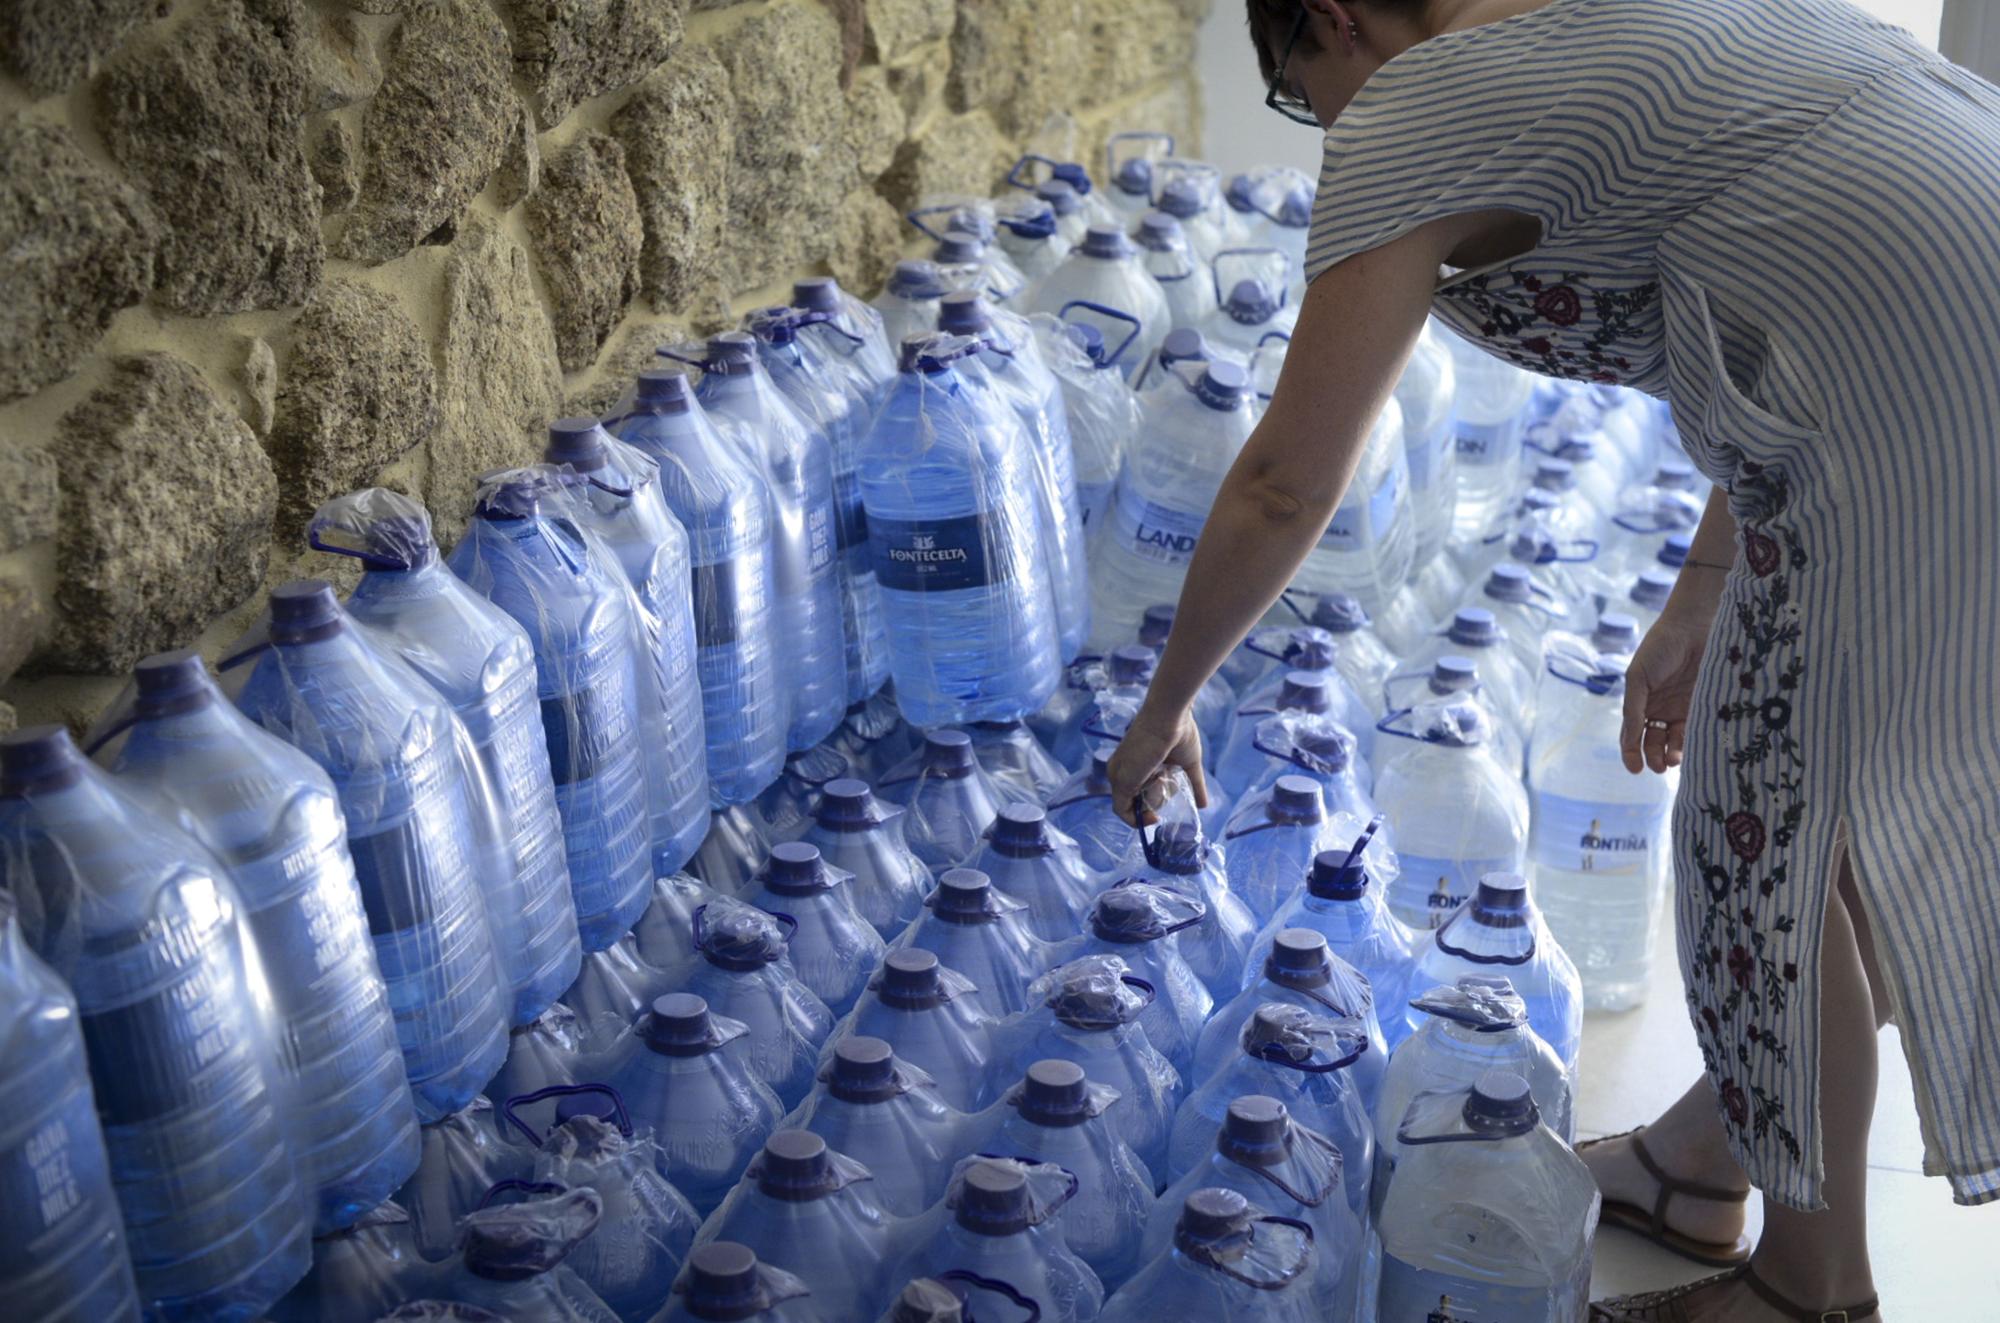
[1107,704,1209,827]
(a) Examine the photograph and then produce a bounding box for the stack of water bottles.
[0,131,1707,1322]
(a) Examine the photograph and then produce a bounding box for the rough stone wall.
[0,0,1208,732]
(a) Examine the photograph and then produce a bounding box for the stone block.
[239,334,278,435]
[563,317,688,419]
[610,47,733,310]
[268,280,437,536]
[337,0,513,265]
[526,132,644,372]
[878,109,1011,212]
[823,189,905,298]
[845,66,907,182]
[428,216,563,539]
[303,7,381,110]
[864,0,954,64]
[0,572,45,684]
[709,0,855,292]
[824,0,864,87]
[0,442,58,555]
[0,0,164,97]
[502,0,686,129]
[0,120,159,403]
[0,701,14,736]
[493,100,541,208]
[1076,71,1202,170]
[97,0,323,315]
[1083,0,1195,106]
[51,353,278,673]
[311,119,360,213]
[946,0,1083,140]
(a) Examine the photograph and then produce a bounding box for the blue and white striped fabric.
[1307,0,2000,1210]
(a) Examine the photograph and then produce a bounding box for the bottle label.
[1530,791,1669,877]
[1455,418,1520,468]
[869,512,1005,592]
[0,1092,109,1237]
[1407,422,1453,491]
[1319,463,1405,552]
[1111,478,1206,566]
[691,558,747,649]
[805,497,837,575]
[1391,852,1519,928]
[833,471,870,552]
[541,669,638,789]
[1378,1254,1558,1322]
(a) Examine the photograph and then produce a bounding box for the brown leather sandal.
[1577,1128,1754,1267]
[1589,1262,1880,1321]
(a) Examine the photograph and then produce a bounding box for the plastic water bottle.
[1049,645,1156,773]
[1193,930,1387,1112]
[931,226,1029,305]
[893,868,1056,1015]
[696,1130,896,1320]
[892,1157,1106,1323]
[560,935,674,1050]
[393,1098,530,1263]
[1286,593,1401,719]
[231,582,511,1119]
[1153,171,1230,264]
[979,1060,1155,1291]
[92,652,419,1232]
[1444,329,1536,544]
[0,893,143,1322]
[1463,561,1570,682]
[823,690,919,785]
[689,803,773,897]
[786,1036,968,1217]
[684,903,835,1108]
[1104,133,1165,221]
[655,1241,825,1323]
[1373,698,1530,931]
[1618,567,1677,635]
[753,746,851,844]
[1385,608,1536,753]
[874,259,949,348]
[796,779,934,940]
[941,293,1091,658]
[879,730,1006,871]
[971,802,1100,942]
[1409,873,1584,1073]
[740,842,887,1016]
[609,368,786,806]
[309,492,581,1024]
[1257,835,1418,1049]
[1398,321,1461,568]
[1194,257,1299,364]
[744,306,892,707]
[265,1201,427,1323]
[834,949,1001,1111]
[1026,225,1171,379]
[1120,822,1260,1004]
[1044,320,1141,538]
[686,332,847,753]
[1603,457,1706,585]
[631,872,712,987]
[0,726,313,1320]
[1135,211,1218,334]
[1214,670,1348,802]
[1376,1071,1598,1320]
[1146,1104,1361,1317]
[484,1005,588,1139]
[1230,633,1379,775]
[1529,648,1674,1010]
[859,335,1063,725]
[1372,978,1574,1219]
[1089,360,1257,649]
[995,199,1068,289]
[1071,885,1214,1076]
[600,994,786,1217]
[434,1186,618,1320]
[1033,174,1094,245]
[543,419,712,874]
[447,473,656,951]
[793,275,897,410]
[1005,956,1184,1186]
[1133,605,1236,750]
[1113,1187,1323,1322]
[1218,777,1343,926]
[966,718,1067,802]
[1046,748,1139,873]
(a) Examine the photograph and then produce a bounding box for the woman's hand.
[1107,702,1208,827]
[1620,606,1715,774]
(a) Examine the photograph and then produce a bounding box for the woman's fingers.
[1180,749,1210,810]
[1644,718,1675,774]
[1619,667,1651,774]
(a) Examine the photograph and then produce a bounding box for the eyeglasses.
[1265,10,1318,125]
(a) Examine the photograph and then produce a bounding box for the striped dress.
[1304,0,2000,1210]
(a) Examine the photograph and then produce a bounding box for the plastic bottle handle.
[1055,300,1143,369]
[937,1270,1043,1322]
[691,902,798,958]
[499,1083,634,1146]
[1209,245,1290,308]
[476,1178,569,1211]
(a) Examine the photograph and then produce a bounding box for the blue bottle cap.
[888,259,946,300]
[1277,669,1330,714]
[1147,820,1203,875]
[1447,607,1501,648]
[931,868,999,923]
[887,1279,964,1323]
[0,724,86,796]
[1033,178,1080,215]
[1107,644,1156,686]
[1265,927,1333,988]
[1015,1059,1091,1128]
[1594,611,1640,653]
[1175,1187,1252,1248]
[1308,847,1368,900]
[1090,887,1163,943]
[1158,178,1203,218]
[703,330,759,376]
[1465,1069,1539,1135]
[1064,322,1106,363]
[1195,360,1250,411]
[1224,278,1278,325]
[681,1242,773,1319]
[922,729,976,778]
[1277,185,1313,228]
[1050,160,1094,195]
[1138,603,1176,648]
[744,306,799,347]
[1308,592,1367,633]
[935,290,992,336]
[955,1161,1033,1235]
[989,803,1054,858]
[1268,775,1323,824]
[754,1130,838,1202]
[269,578,346,645]
[1078,224,1134,260]
[1217,1094,1291,1166]
[879,949,948,1009]
[634,367,694,410]
[932,230,985,265]
[1431,655,1479,694]
[761,841,834,895]
[554,1091,620,1126]
[1115,157,1153,196]
[1136,210,1183,251]
[1658,532,1693,569]
[640,994,721,1056]
[1470,872,1531,928]
[1483,562,1535,604]
[999,203,1058,240]
[1224,172,1257,213]
[1159,326,1210,367]
[791,276,843,314]
[1632,569,1676,611]
[1282,627,1335,669]
[827,1036,901,1101]
[948,208,995,243]
[545,417,608,472]
[132,649,214,718]
[814,777,887,832]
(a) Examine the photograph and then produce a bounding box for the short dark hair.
[1245,1,1430,84]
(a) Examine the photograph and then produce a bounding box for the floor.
[1578,920,1998,1314]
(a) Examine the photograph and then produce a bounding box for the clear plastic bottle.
[1373,699,1530,932]
[231,582,511,1119]
[1462,561,1571,682]
[1134,605,1237,752]
[688,803,773,898]
[1153,172,1230,264]
[1026,225,1173,388]
[739,842,887,1017]
[752,746,852,844]
[266,1200,427,1323]
[785,1036,968,1218]
[559,935,674,1051]
[858,335,1063,726]
[1192,929,1388,1113]
[793,275,897,411]
[1034,176,1093,248]
[609,369,786,807]
[892,1158,1105,1323]
[1135,211,1218,335]
[1119,820,1260,1005]
[683,903,835,1109]
[1045,748,1139,875]
[655,1242,827,1323]
[1408,873,1584,1074]
[484,1004,588,1141]
[308,492,581,1022]
[1114,1188,1322,1323]
[1257,836,1417,1050]
[930,227,1029,306]
[971,803,1100,942]
[0,726,313,1321]
[1069,885,1214,1077]
[966,718,1068,803]
[93,652,419,1232]
[1443,329,1536,545]
[892,868,1057,1016]
[1195,260,1300,365]
[394,1098,531,1263]
[834,949,1001,1112]
[879,730,1007,872]
[1399,323,1461,569]
[796,779,934,940]
[874,260,949,349]
[1044,320,1140,536]
[1219,776,1343,927]
[433,1187,619,1322]
[0,891,143,1322]
[1385,607,1537,754]
[994,201,1069,292]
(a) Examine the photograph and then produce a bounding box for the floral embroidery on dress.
[1446,268,1661,385]
[1684,463,1812,1162]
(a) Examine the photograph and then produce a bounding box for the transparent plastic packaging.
[1103,132,1176,221]
[879,730,1006,872]
[964,717,1068,803]
[631,872,713,990]
[541,422,713,875]
[1385,608,1537,761]
[0,726,312,1321]
[1376,1072,1599,1322]
[305,491,581,1026]
[857,334,1063,726]
[1115,774,1258,1002]
[995,196,1070,291]
[1227,630,1380,779]
[654,1241,828,1323]
[1068,883,1213,1077]
[444,469,660,951]
[1218,775,1346,927]
[435,1186,619,1322]
[1409,872,1584,1075]
[739,842,887,1016]
[683,900,836,1108]
[1461,561,1572,681]
[88,651,419,1232]
[783,1037,969,1217]
[890,868,1062,1016]
[1049,647,1155,773]
[1135,210,1219,336]
[695,1130,897,1320]
[598,994,786,1217]
[832,948,1002,1112]
[793,275,897,411]
[485,1003,589,1143]
[394,1098,532,1264]
[892,1157,1105,1323]
[1106,1188,1319,1323]
[1038,314,1143,537]
[226,581,513,1121]
[688,803,772,898]
[971,803,1100,942]
[0,892,143,1322]
[559,936,675,1052]
[925,224,1031,306]
[267,1200,428,1323]
[1150,161,1231,264]
[754,745,852,844]
[795,778,934,940]
[823,690,919,786]
[1194,929,1388,1111]
[606,369,786,807]
[874,259,951,350]
[1151,1095,1358,1313]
